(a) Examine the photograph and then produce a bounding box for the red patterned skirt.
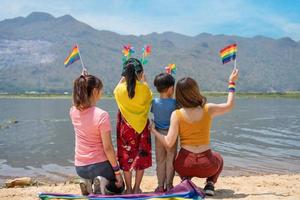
[116,112,152,171]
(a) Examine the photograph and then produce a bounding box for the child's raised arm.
[140,71,148,83]
[117,76,125,85]
[207,69,239,118]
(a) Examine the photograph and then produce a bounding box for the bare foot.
[133,187,142,194]
[166,184,174,191]
[125,189,133,194]
[154,186,165,193]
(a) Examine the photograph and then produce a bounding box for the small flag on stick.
[220,44,237,64]
[64,44,86,72]
[64,45,81,67]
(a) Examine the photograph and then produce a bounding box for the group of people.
[69,58,239,196]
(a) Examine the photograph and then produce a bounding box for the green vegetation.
[0,93,116,99]
[0,93,72,99]
[235,92,300,98]
[204,92,300,98]
[1,92,299,99]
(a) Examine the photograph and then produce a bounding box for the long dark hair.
[72,75,103,110]
[175,77,207,108]
[122,58,143,99]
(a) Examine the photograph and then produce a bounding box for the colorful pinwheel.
[165,63,177,75]
[141,45,151,65]
[143,45,151,57]
[122,44,135,62]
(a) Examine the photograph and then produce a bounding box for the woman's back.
[176,105,212,153]
[178,106,204,123]
[70,106,111,166]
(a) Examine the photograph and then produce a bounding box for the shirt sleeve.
[98,112,112,134]
[69,106,75,120]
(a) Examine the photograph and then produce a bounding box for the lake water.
[0,97,300,183]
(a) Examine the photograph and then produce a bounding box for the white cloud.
[264,15,300,40]
[77,14,162,35]
[76,1,250,36]
[0,0,26,18]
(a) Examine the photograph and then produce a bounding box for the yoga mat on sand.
[39,180,205,200]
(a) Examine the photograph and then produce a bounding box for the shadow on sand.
[207,189,248,199]
[207,189,290,199]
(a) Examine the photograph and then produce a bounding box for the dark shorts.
[116,112,152,171]
[76,161,124,194]
[76,160,115,180]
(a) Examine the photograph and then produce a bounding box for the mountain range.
[0,12,300,93]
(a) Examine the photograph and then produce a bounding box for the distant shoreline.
[0,92,300,99]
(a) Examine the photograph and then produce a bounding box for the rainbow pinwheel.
[122,44,135,62]
[141,45,151,65]
[165,63,176,75]
[143,45,151,57]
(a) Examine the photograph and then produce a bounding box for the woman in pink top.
[70,73,124,195]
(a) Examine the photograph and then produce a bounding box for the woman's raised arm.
[117,76,125,85]
[208,69,239,118]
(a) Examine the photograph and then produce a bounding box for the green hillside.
[0,12,299,93]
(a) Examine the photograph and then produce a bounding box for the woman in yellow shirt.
[151,69,239,196]
[114,58,152,194]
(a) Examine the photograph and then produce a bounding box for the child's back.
[151,73,177,192]
[151,98,176,131]
[114,58,152,194]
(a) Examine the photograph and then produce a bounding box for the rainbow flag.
[64,45,80,67]
[220,44,237,64]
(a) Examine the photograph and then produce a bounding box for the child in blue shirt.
[151,73,177,192]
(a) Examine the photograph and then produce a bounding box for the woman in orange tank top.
[151,69,239,196]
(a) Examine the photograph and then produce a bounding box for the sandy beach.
[0,174,299,200]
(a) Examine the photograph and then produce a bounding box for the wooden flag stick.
[233,43,237,70]
[234,57,237,70]
[76,43,86,71]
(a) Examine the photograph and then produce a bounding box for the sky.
[1,0,300,41]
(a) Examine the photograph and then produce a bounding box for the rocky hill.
[0,12,299,93]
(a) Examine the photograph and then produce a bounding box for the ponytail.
[125,64,137,99]
[72,75,103,110]
[122,58,143,99]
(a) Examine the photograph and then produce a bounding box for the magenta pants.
[174,148,223,183]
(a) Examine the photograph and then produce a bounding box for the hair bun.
[80,75,86,80]
[122,58,143,75]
